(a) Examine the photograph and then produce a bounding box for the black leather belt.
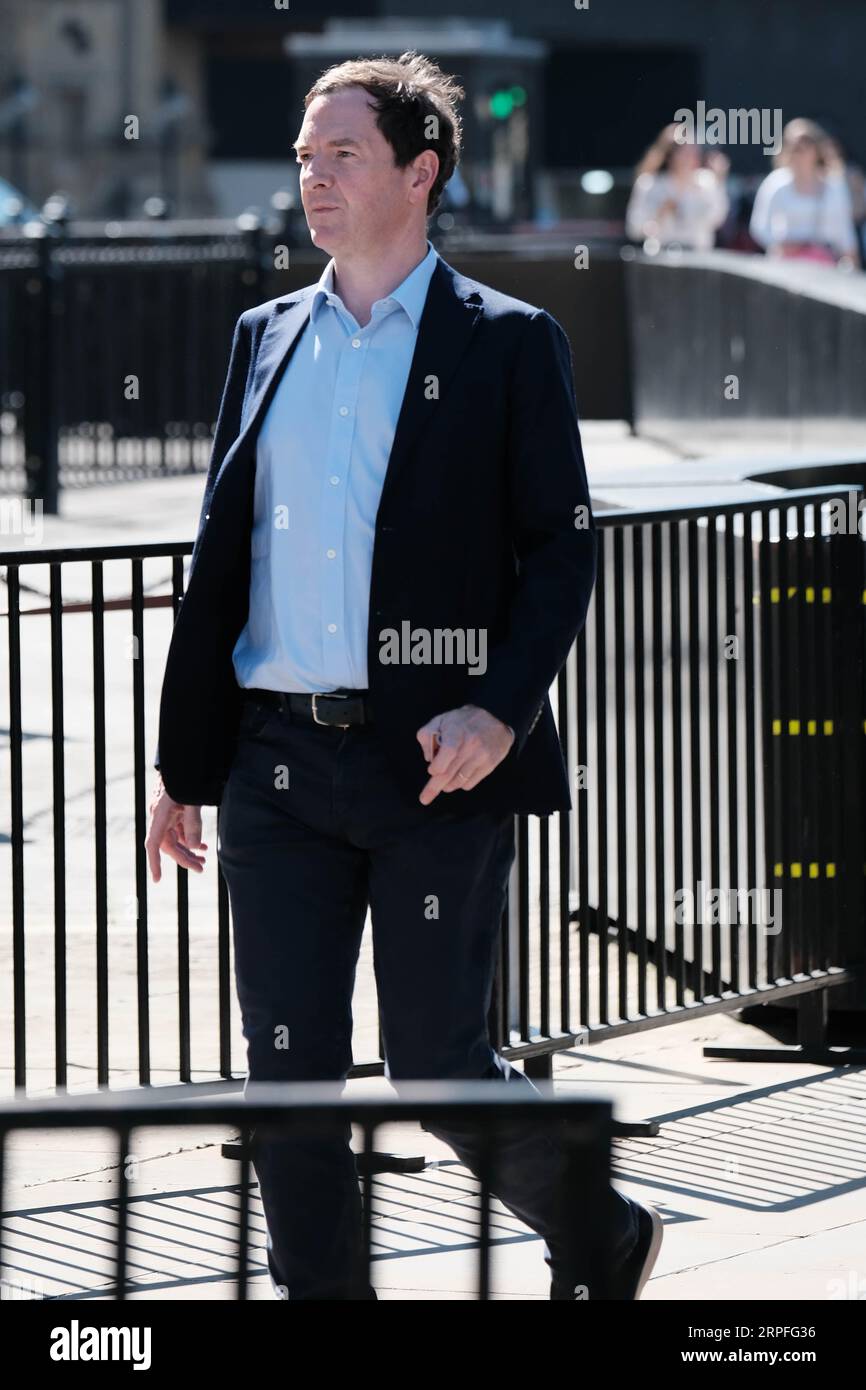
[242,686,372,728]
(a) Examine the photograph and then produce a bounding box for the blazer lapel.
[376,257,483,514]
[213,289,314,493]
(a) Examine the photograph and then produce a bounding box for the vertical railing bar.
[217,863,234,1079]
[498,847,511,1053]
[115,1124,130,1302]
[670,522,685,1005]
[613,527,628,1020]
[725,516,740,994]
[131,559,150,1084]
[795,501,813,976]
[557,664,573,1035]
[92,560,109,1088]
[7,566,26,1088]
[651,522,667,1012]
[804,503,822,976]
[477,1125,494,1302]
[171,555,191,1083]
[687,520,703,1001]
[743,509,759,989]
[778,509,793,982]
[594,532,609,1027]
[758,508,779,986]
[517,816,530,1043]
[360,1120,375,1300]
[50,564,67,1089]
[706,515,721,998]
[236,1123,251,1301]
[574,630,588,1032]
[539,816,550,1039]
[633,525,647,1017]
[814,507,833,972]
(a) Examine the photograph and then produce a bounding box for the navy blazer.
[154,254,598,816]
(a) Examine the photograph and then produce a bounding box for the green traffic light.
[510,86,527,106]
[489,90,515,120]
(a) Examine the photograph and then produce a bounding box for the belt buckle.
[311,692,350,728]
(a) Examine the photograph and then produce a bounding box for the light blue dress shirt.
[232,239,440,693]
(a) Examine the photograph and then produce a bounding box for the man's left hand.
[416,705,515,804]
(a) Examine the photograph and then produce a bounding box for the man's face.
[294,86,432,256]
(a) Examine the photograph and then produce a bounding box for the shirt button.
[329,475,339,485]
[339,406,349,416]
[327,623,337,633]
[326,548,336,558]
[351,338,361,349]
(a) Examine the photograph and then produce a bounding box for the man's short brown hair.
[304,51,464,215]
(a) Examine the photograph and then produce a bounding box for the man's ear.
[410,149,439,204]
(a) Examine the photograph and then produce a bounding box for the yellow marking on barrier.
[774,862,836,878]
[771,718,835,734]
[762,586,834,602]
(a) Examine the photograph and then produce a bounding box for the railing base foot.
[703,1045,866,1064]
[612,1119,660,1137]
[221,1138,426,1173]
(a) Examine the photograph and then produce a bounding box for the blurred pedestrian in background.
[625,123,729,251]
[823,134,866,265]
[749,118,859,267]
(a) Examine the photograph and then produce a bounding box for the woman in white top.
[749,118,858,266]
[626,123,729,252]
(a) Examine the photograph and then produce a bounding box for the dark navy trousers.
[217,694,637,1299]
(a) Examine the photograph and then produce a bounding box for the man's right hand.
[145,776,208,882]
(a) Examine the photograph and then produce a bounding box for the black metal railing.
[2,486,863,1094]
[0,1084,615,1301]
[0,227,267,508]
[0,226,630,510]
[498,487,865,1079]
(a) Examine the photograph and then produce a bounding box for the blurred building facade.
[0,0,861,221]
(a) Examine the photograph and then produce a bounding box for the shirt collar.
[311,240,439,329]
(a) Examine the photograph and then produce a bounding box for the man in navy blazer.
[145,52,661,1300]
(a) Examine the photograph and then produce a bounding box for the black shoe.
[614,1198,663,1299]
[548,1197,663,1300]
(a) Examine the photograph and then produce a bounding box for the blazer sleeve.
[152,311,253,776]
[468,308,598,756]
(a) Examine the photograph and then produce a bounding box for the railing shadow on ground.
[0,1082,617,1301]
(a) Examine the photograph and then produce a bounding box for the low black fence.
[0,222,630,509]
[0,1084,615,1300]
[0,225,265,508]
[2,487,863,1096]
